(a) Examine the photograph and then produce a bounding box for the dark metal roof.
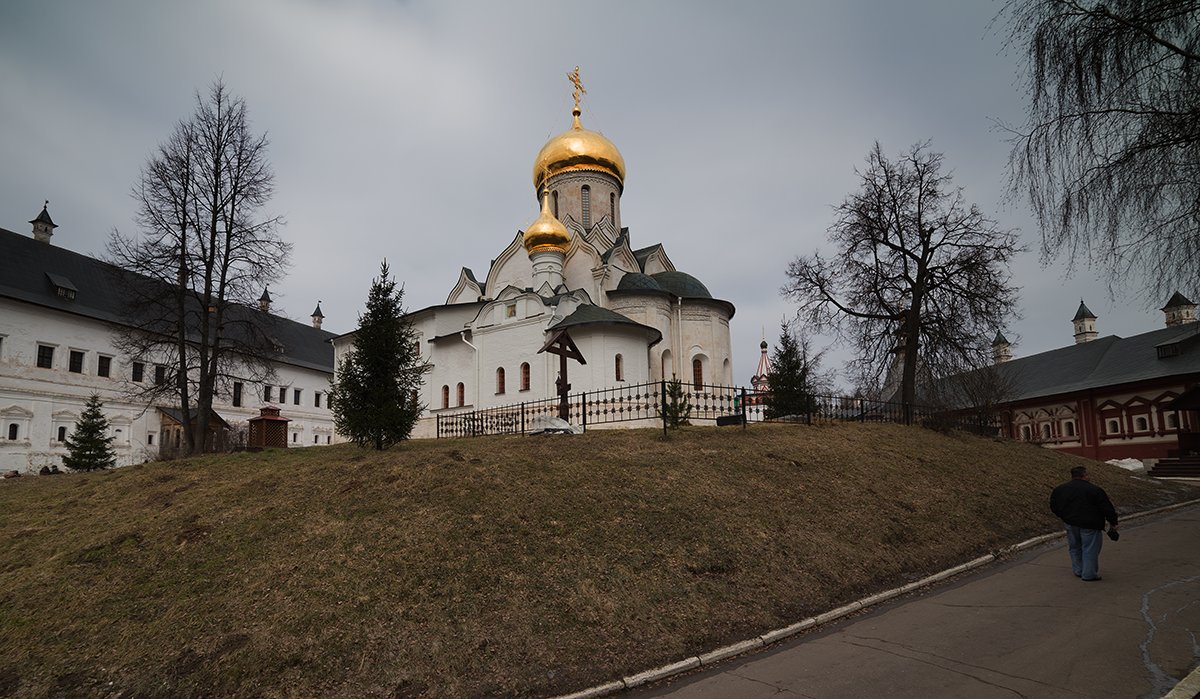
[615,272,663,292]
[994,323,1200,402]
[632,244,662,272]
[651,270,712,299]
[1162,291,1195,310]
[992,331,1009,346]
[1072,299,1096,321]
[548,304,663,344]
[0,226,336,373]
[29,203,56,228]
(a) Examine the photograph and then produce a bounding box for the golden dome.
[523,188,571,254]
[532,107,626,190]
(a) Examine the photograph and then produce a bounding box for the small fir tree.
[765,324,827,419]
[660,376,692,428]
[63,394,117,471]
[330,260,426,450]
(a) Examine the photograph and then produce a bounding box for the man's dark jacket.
[1050,478,1118,530]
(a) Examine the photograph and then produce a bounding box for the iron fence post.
[582,391,588,433]
[661,379,668,437]
[520,402,525,435]
[740,387,747,430]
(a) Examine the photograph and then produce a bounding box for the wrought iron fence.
[435,380,999,438]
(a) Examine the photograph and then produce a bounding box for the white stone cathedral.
[332,80,735,433]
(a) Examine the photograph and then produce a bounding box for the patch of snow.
[1107,458,1146,472]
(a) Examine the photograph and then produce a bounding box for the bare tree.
[107,80,290,455]
[1004,0,1200,301]
[784,142,1020,421]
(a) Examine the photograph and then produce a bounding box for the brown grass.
[0,423,1194,698]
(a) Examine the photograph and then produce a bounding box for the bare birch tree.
[1004,0,1200,301]
[107,79,290,455]
[784,142,1020,421]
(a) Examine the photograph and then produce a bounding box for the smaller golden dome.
[532,107,626,190]
[523,188,571,254]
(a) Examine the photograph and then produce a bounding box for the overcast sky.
[0,0,1172,389]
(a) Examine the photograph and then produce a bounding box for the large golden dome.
[532,107,625,190]
[523,188,572,254]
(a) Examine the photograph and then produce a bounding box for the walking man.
[1050,465,1119,581]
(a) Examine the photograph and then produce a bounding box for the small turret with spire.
[311,302,324,329]
[1161,291,1197,327]
[30,201,57,244]
[258,287,272,313]
[751,332,771,392]
[1072,299,1097,344]
[991,331,1012,364]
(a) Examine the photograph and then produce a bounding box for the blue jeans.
[1065,525,1104,580]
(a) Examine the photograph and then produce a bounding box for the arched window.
[1135,416,1149,431]
[661,349,672,381]
[521,362,530,391]
[441,385,449,410]
[57,426,67,442]
[692,358,703,389]
[1040,423,1052,439]
[456,382,465,407]
[552,190,559,218]
[610,192,616,220]
[496,367,506,395]
[1166,413,1179,429]
[8,423,18,440]
[410,390,419,408]
[615,354,624,382]
[1063,420,1076,437]
[581,185,591,228]
[1106,419,1120,434]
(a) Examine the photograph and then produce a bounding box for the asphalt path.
[638,504,1200,699]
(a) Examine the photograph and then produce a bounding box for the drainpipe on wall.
[675,297,683,380]
[460,331,479,408]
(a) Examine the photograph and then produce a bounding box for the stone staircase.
[1148,457,1200,478]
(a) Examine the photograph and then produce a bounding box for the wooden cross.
[538,328,587,421]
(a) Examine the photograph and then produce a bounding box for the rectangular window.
[154,365,167,385]
[293,389,301,405]
[97,355,112,378]
[506,304,517,318]
[292,432,298,443]
[279,386,287,403]
[264,385,272,402]
[233,382,243,407]
[37,345,54,369]
[314,392,322,408]
[132,362,144,382]
[314,435,319,444]
[69,350,84,373]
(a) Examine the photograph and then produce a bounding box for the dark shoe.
[1082,576,1102,582]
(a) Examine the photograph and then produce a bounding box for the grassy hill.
[1,423,1194,698]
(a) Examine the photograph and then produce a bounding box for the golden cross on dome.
[567,66,586,112]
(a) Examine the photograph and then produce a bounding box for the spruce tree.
[765,325,823,419]
[660,376,692,429]
[63,394,117,471]
[330,260,425,450]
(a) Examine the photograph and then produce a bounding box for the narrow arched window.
[8,423,19,440]
[456,382,465,407]
[410,390,419,408]
[692,358,703,389]
[581,185,591,228]
[615,354,624,382]
[496,367,506,395]
[1064,421,1076,437]
[1135,416,1149,431]
[1040,423,1052,439]
[521,362,530,391]
[552,190,559,218]
[441,385,449,410]
[610,192,616,220]
[58,426,67,442]
[1166,413,1179,429]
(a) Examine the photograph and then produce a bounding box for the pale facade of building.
[334,89,735,435]
[0,211,337,472]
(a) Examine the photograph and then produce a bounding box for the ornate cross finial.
[567,65,586,113]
